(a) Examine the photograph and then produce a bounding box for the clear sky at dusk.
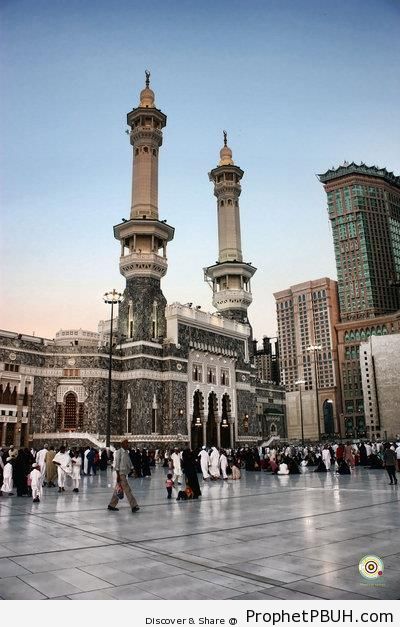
[1,0,399,341]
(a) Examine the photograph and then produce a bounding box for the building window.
[4,363,20,373]
[63,369,80,377]
[192,364,203,383]
[221,369,230,386]
[207,367,216,384]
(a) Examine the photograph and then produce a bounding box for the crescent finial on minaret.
[223,130,227,147]
[145,70,150,88]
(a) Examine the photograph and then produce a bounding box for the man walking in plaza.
[198,446,210,480]
[36,444,48,483]
[53,446,72,492]
[383,443,398,485]
[171,447,183,485]
[108,438,140,512]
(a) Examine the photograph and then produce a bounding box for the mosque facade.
[0,75,286,449]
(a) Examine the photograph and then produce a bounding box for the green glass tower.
[318,163,400,321]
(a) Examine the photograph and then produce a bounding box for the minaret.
[114,72,174,342]
[204,132,256,323]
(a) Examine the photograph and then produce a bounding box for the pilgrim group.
[1,438,399,510]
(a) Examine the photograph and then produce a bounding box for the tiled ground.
[0,466,399,599]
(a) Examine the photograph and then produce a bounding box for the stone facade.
[360,334,400,440]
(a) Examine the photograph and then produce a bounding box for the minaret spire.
[113,73,174,342]
[204,135,256,323]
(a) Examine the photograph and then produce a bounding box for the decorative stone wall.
[118,276,167,342]
[178,323,247,368]
[236,388,257,437]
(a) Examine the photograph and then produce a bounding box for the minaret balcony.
[213,288,253,312]
[119,251,168,280]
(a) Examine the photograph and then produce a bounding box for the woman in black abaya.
[181,448,201,499]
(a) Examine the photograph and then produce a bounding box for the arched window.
[128,300,134,338]
[152,301,158,339]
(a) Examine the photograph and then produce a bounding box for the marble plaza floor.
[0,466,399,600]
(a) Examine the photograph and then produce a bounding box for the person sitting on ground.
[287,456,300,474]
[231,460,241,480]
[277,460,289,475]
[314,457,327,472]
[337,459,351,475]
[176,484,194,500]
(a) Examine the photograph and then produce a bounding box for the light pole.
[295,379,306,446]
[307,344,322,441]
[103,289,123,447]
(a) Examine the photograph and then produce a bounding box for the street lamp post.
[103,289,123,447]
[295,379,306,446]
[307,345,322,442]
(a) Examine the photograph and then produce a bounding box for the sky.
[1,0,399,341]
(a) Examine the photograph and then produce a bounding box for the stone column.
[1,423,6,446]
[216,418,221,449]
[202,419,207,447]
[229,421,234,449]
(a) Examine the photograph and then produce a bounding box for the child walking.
[165,472,174,499]
[30,463,43,502]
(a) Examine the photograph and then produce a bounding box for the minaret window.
[143,146,149,153]
[152,301,158,339]
[128,301,134,338]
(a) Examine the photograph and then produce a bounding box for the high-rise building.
[318,163,400,321]
[359,332,400,440]
[253,337,280,384]
[319,163,400,438]
[274,278,341,440]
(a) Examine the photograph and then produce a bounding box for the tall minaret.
[114,72,174,342]
[204,132,256,323]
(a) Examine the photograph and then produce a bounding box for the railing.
[32,431,107,448]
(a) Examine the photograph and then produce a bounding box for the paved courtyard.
[0,466,399,600]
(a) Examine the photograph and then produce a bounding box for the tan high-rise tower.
[113,72,174,342]
[204,133,256,323]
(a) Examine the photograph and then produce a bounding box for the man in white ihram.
[198,446,210,480]
[36,444,48,483]
[322,446,332,471]
[171,447,183,485]
[209,446,220,479]
[107,439,140,513]
[52,446,72,492]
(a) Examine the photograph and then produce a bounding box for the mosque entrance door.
[191,390,204,450]
[206,392,218,447]
[221,393,231,449]
[323,400,334,436]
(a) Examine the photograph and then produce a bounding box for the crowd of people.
[1,438,398,510]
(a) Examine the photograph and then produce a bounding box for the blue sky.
[1,0,399,339]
